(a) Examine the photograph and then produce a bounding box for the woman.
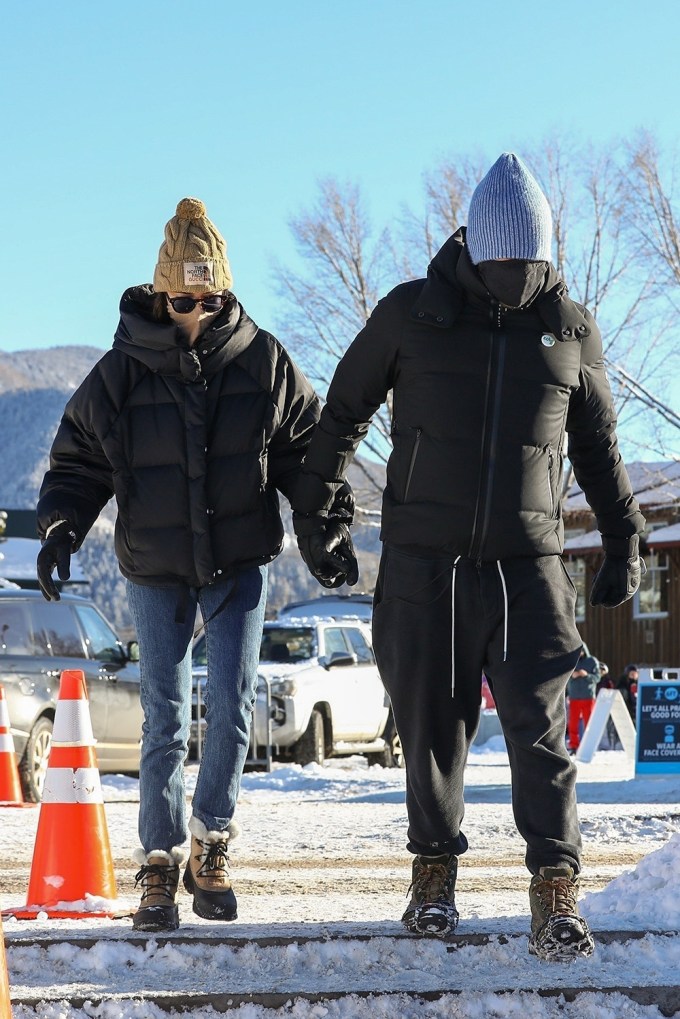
[36,198,356,932]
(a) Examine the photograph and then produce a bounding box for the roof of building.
[646,522,680,548]
[563,530,602,554]
[563,460,680,516]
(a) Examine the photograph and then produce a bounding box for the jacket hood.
[413,228,591,341]
[112,285,259,380]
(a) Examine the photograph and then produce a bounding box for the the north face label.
[183,261,215,286]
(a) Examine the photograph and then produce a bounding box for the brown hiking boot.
[402,853,459,936]
[183,817,239,920]
[132,848,184,932]
[528,865,595,961]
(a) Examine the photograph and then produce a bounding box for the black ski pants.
[372,545,583,875]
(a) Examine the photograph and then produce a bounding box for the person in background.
[35,198,355,934]
[291,153,645,961]
[616,664,640,723]
[596,662,612,693]
[566,660,599,752]
[595,662,617,749]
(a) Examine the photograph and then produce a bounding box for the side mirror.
[127,640,140,663]
[326,651,357,669]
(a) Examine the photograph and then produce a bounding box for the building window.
[565,557,586,622]
[633,551,669,619]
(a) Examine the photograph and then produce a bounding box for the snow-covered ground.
[2,739,680,1018]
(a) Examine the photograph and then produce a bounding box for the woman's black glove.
[295,519,359,589]
[590,534,645,608]
[37,521,79,601]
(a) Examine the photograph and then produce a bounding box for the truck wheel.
[373,711,405,768]
[293,709,326,766]
[19,715,53,802]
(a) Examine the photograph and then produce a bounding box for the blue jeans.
[126,567,268,853]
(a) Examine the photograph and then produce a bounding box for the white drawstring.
[497,561,509,662]
[451,556,462,695]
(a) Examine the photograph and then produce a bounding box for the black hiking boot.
[402,853,459,937]
[528,865,595,961]
[132,849,183,932]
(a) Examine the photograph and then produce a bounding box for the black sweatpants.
[372,545,583,875]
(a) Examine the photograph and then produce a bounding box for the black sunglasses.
[167,294,229,314]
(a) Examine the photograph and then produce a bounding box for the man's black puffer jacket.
[38,286,322,587]
[294,229,644,559]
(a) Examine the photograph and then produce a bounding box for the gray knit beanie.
[466,153,552,265]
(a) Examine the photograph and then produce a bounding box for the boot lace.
[196,838,230,878]
[134,863,178,904]
[409,858,455,904]
[535,875,578,916]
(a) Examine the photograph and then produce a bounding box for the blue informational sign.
[635,668,680,775]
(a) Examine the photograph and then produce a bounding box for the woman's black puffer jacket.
[38,286,322,587]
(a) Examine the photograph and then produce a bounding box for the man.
[566,659,599,752]
[292,153,645,961]
[616,664,640,722]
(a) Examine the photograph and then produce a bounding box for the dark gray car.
[0,588,142,801]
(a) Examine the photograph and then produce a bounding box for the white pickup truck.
[192,618,397,766]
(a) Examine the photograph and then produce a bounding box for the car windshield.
[260,627,316,663]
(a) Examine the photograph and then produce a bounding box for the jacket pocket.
[546,445,560,519]
[403,427,422,502]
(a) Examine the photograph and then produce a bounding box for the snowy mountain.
[0,346,383,631]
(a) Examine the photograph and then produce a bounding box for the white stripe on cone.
[0,700,10,728]
[52,700,96,746]
[0,734,15,753]
[42,767,104,804]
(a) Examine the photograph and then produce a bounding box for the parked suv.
[192,618,394,766]
[0,588,142,801]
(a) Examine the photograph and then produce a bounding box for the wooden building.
[562,461,680,678]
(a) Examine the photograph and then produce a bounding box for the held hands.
[590,534,645,609]
[296,520,359,590]
[37,521,79,601]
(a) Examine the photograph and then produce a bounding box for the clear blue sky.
[1,0,678,354]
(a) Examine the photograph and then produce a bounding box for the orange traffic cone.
[3,670,122,920]
[0,909,11,1018]
[0,687,25,807]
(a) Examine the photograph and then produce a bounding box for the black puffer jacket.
[294,230,644,559]
[38,286,322,587]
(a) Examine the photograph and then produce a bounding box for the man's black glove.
[296,520,359,590]
[37,521,79,602]
[590,534,645,609]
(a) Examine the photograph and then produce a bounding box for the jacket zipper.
[547,447,555,518]
[468,303,506,562]
[403,427,422,501]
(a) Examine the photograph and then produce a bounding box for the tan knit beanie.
[153,197,233,292]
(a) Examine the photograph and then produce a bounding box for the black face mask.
[477,259,548,309]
